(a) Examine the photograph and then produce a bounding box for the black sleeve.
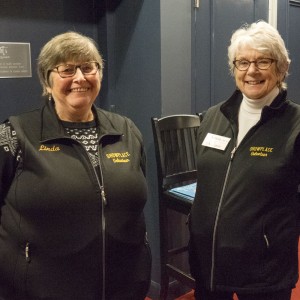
[294,134,300,235]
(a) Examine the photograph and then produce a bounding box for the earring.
[277,80,282,89]
[48,94,52,101]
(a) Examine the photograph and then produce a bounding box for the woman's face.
[234,47,282,99]
[47,61,101,121]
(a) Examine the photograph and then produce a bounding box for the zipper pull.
[25,242,31,263]
[101,186,107,206]
[230,146,237,160]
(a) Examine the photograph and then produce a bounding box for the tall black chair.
[151,114,202,299]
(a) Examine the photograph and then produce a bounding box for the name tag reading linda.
[202,133,231,151]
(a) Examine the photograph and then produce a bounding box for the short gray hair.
[228,20,290,89]
[37,31,104,96]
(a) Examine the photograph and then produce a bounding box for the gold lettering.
[249,146,273,154]
[106,152,131,159]
[250,152,267,157]
[112,158,130,163]
[39,145,60,152]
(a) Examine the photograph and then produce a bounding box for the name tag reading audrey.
[202,133,231,151]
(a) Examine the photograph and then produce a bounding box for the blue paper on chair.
[169,182,197,202]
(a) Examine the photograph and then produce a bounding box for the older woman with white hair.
[189,20,300,300]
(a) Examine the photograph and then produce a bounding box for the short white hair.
[228,20,290,89]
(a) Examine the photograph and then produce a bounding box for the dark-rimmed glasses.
[51,62,100,78]
[233,58,276,71]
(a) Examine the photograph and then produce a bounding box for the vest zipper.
[95,147,107,300]
[81,143,107,299]
[264,234,270,248]
[210,146,237,290]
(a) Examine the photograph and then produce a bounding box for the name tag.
[202,133,231,151]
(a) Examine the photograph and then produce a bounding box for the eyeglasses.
[51,62,100,78]
[233,58,276,71]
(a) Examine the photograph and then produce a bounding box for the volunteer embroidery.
[249,146,273,157]
[106,152,130,163]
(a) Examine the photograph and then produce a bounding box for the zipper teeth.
[96,151,106,300]
[100,184,106,300]
[264,234,270,248]
[210,146,236,290]
[89,149,106,300]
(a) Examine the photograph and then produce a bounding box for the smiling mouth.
[70,88,89,92]
[246,80,264,85]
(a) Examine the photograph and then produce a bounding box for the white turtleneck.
[237,87,279,146]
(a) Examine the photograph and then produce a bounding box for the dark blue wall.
[192,0,269,113]
[0,0,101,121]
[285,1,300,102]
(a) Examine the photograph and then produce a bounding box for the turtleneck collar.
[241,86,280,113]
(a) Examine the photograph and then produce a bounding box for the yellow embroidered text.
[106,152,130,163]
[249,146,273,157]
[39,145,60,152]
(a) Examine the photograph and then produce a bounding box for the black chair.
[151,114,202,299]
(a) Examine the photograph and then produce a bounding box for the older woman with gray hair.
[189,20,300,300]
[0,31,151,299]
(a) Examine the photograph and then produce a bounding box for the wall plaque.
[0,43,32,78]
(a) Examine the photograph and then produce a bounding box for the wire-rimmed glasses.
[233,58,276,71]
[51,61,100,78]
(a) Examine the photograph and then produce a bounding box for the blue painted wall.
[0,0,100,121]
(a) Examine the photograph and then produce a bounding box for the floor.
[146,240,300,300]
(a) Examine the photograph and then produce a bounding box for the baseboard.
[147,280,160,299]
[147,279,192,299]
